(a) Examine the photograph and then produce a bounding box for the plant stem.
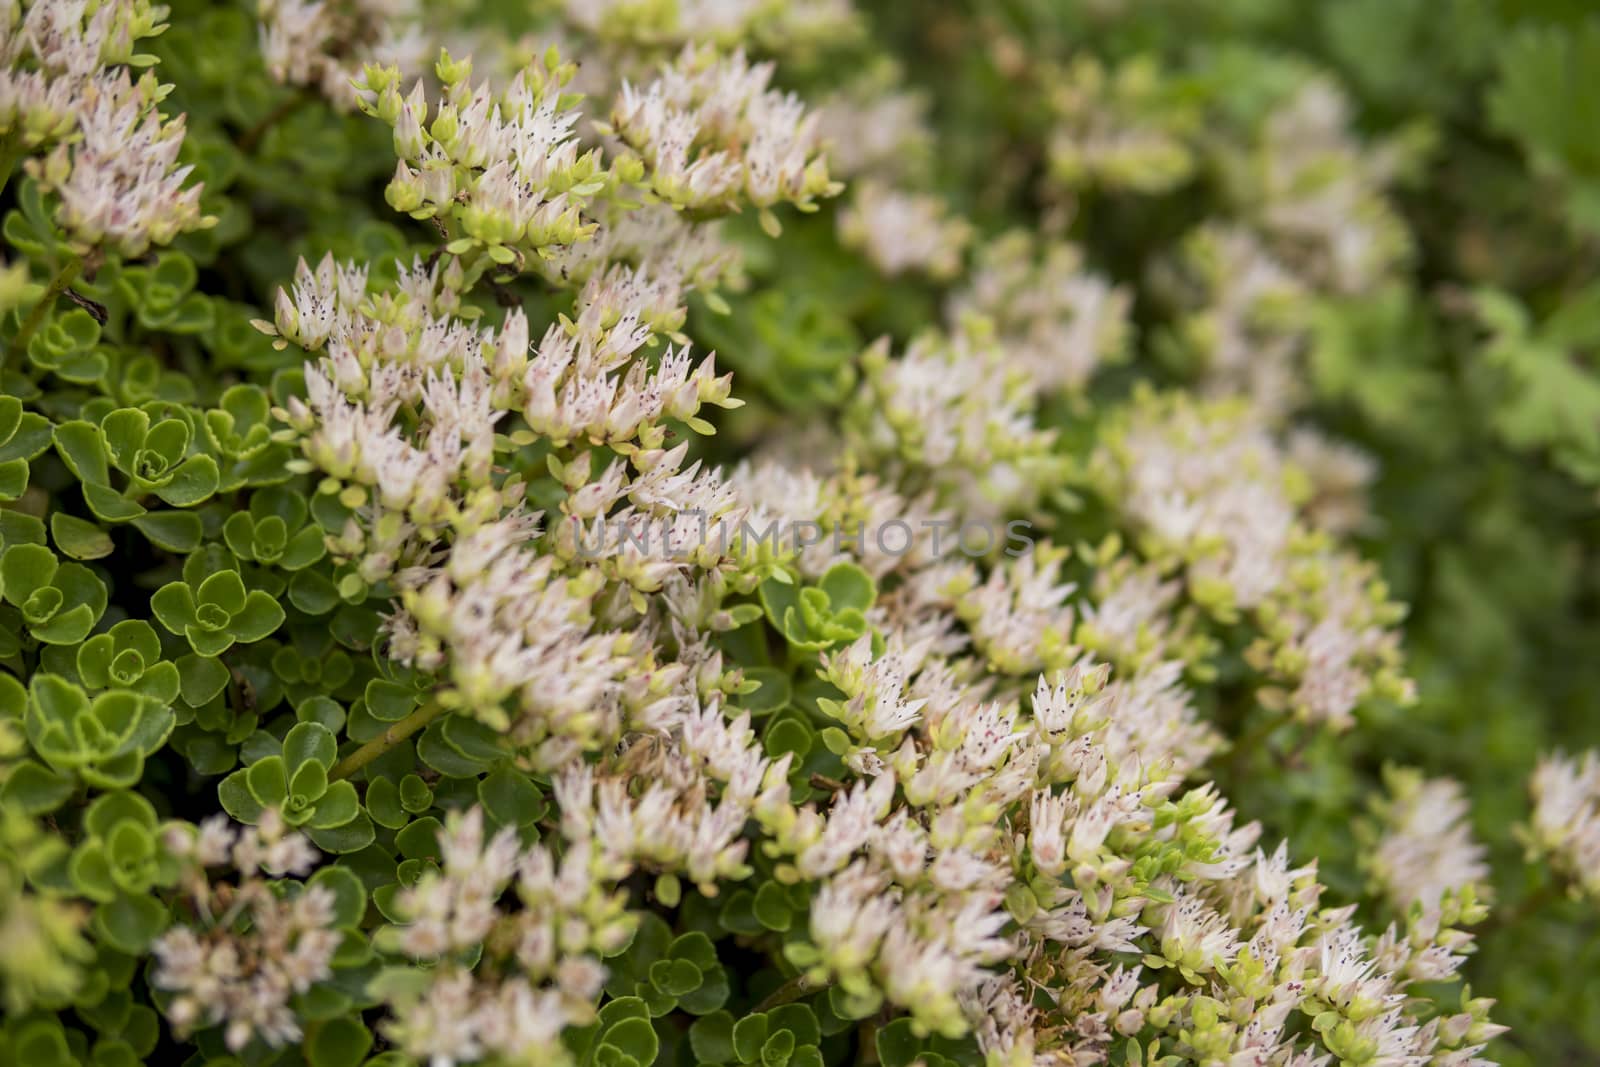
[8,255,83,361]
[329,699,446,781]
[754,972,825,1013]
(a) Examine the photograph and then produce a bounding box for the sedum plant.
[0,1,1598,1067]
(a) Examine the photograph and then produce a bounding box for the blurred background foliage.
[707,1,1600,1060]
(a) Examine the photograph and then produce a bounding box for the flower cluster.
[257,0,428,108]
[151,812,339,1052]
[359,48,610,266]
[1221,79,1419,297]
[1091,389,1411,728]
[1522,750,1600,901]
[837,179,972,281]
[1364,767,1490,912]
[1156,224,1311,419]
[950,230,1131,394]
[1046,54,1197,195]
[814,69,930,181]
[602,44,841,221]
[557,0,859,55]
[2,0,212,255]
[847,323,1063,519]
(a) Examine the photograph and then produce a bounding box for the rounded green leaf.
[177,653,231,706]
[2,543,58,603]
[733,1015,770,1064]
[197,570,247,614]
[307,1016,374,1067]
[92,892,169,954]
[819,562,876,613]
[308,866,368,927]
[50,513,113,560]
[132,511,204,552]
[154,454,220,507]
[246,754,289,807]
[284,720,338,772]
[150,581,199,633]
[306,809,376,854]
[599,1018,658,1067]
[230,590,286,643]
[100,409,151,474]
[690,1011,737,1065]
[289,759,330,804]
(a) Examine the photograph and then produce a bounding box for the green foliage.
[150,568,284,656]
[22,675,173,790]
[759,563,876,652]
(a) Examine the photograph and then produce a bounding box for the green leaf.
[3,543,58,603]
[650,958,703,997]
[478,768,546,827]
[766,1005,820,1049]
[83,482,147,523]
[308,866,368,927]
[717,890,762,936]
[197,569,247,614]
[30,603,95,645]
[246,754,289,807]
[289,568,340,615]
[395,816,443,860]
[733,1015,770,1063]
[307,810,376,853]
[738,666,791,716]
[364,679,418,723]
[875,1018,921,1067]
[289,758,330,803]
[93,892,169,954]
[761,1029,796,1067]
[678,967,730,1016]
[177,653,230,706]
[307,1016,374,1067]
[230,590,285,642]
[131,512,203,552]
[308,779,360,829]
[399,774,433,814]
[598,1017,658,1067]
[365,777,407,829]
[0,458,28,501]
[54,420,111,485]
[154,454,219,506]
[284,720,338,772]
[183,625,235,657]
[819,562,876,613]
[219,768,266,822]
[753,880,793,931]
[1,759,75,815]
[280,525,326,569]
[690,1011,737,1065]
[0,411,53,463]
[150,582,198,633]
[438,713,506,763]
[0,397,20,444]
[51,513,113,560]
[788,1048,824,1067]
[100,409,150,473]
[1491,23,1600,184]
[416,720,490,777]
